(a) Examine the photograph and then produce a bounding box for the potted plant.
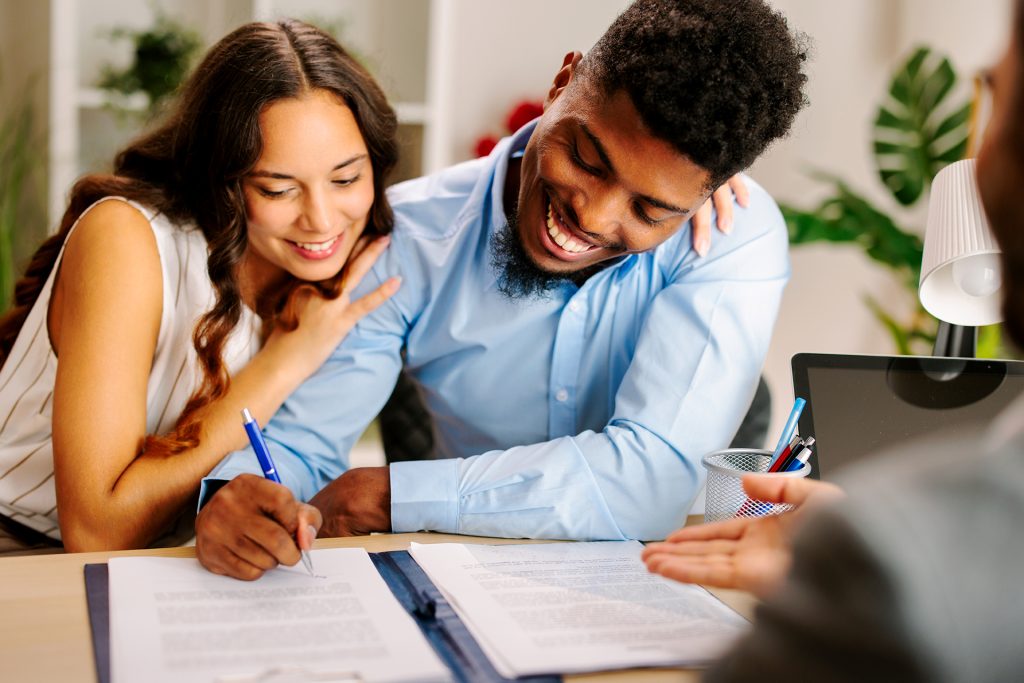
[97,11,202,117]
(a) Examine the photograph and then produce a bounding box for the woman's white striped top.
[0,197,261,540]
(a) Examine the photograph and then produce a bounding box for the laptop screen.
[791,353,1024,479]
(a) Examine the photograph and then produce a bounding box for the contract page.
[108,548,449,683]
[409,541,747,677]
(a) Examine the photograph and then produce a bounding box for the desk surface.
[0,518,754,683]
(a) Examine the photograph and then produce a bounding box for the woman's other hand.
[689,174,749,256]
[267,234,400,377]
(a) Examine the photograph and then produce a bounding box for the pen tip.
[302,550,315,577]
[241,407,253,423]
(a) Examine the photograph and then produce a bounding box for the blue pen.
[785,445,814,472]
[768,397,806,469]
[241,408,315,576]
[242,408,281,483]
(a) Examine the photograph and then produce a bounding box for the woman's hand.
[642,475,844,599]
[690,174,750,256]
[265,234,400,378]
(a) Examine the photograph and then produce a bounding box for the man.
[644,4,1024,679]
[196,0,808,579]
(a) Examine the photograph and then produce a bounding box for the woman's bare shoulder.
[51,198,164,351]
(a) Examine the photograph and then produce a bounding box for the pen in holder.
[701,448,811,523]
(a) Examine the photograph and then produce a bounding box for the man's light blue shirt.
[206,121,790,541]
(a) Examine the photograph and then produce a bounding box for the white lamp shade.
[919,159,1003,326]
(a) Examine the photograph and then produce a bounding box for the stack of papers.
[409,541,748,677]
[105,541,748,681]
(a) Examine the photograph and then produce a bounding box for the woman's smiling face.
[241,88,375,291]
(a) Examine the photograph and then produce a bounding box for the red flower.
[472,99,544,157]
[474,135,500,158]
[505,101,544,134]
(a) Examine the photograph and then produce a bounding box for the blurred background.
[0,0,1015,464]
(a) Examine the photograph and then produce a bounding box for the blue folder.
[84,550,560,683]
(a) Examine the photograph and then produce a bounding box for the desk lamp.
[919,158,1003,356]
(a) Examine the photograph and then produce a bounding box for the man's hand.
[195,474,321,581]
[690,174,750,256]
[309,466,392,538]
[641,475,843,599]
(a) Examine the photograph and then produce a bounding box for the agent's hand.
[195,474,322,581]
[266,235,401,378]
[309,467,392,538]
[690,174,750,256]
[642,475,843,598]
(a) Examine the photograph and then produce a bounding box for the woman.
[0,19,399,553]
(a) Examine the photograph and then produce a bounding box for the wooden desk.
[0,521,755,682]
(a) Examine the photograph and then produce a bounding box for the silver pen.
[300,526,316,576]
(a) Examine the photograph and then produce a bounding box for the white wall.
[0,1,49,121]
[430,0,631,168]
[0,0,51,257]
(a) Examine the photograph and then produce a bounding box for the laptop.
[790,353,1024,479]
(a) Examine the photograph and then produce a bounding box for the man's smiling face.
[512,54,712,277]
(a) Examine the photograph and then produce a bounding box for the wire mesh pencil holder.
[702,448,812,523]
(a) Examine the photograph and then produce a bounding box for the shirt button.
[555,389,569,402]
[568,300,581,312]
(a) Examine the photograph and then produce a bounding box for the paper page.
[108,548,449,683]
[409,541,748,677]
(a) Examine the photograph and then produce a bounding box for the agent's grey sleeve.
[704,506,930,683]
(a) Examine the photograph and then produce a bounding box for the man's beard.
[490,210,573,299]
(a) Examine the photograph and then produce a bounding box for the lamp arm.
[933,321,977,358]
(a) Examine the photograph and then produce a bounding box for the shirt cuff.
[390,459,461,533]
[197,479,229,510]
[197,457,266,512]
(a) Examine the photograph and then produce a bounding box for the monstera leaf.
[873,46,971,206]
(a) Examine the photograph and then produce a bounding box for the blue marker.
[241,408,314,576]
[768,397,806,470]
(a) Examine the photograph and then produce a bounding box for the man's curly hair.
[580,0,809,189]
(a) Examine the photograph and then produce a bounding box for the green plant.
[0,78,38,312]
[97,11,202,116]
[781,46,1002,356]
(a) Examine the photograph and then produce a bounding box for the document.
[108,548,449,683]
[409,541,748,677]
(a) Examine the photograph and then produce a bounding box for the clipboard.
[83,550,560,683]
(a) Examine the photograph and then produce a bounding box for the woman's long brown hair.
[0,19,398,457]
